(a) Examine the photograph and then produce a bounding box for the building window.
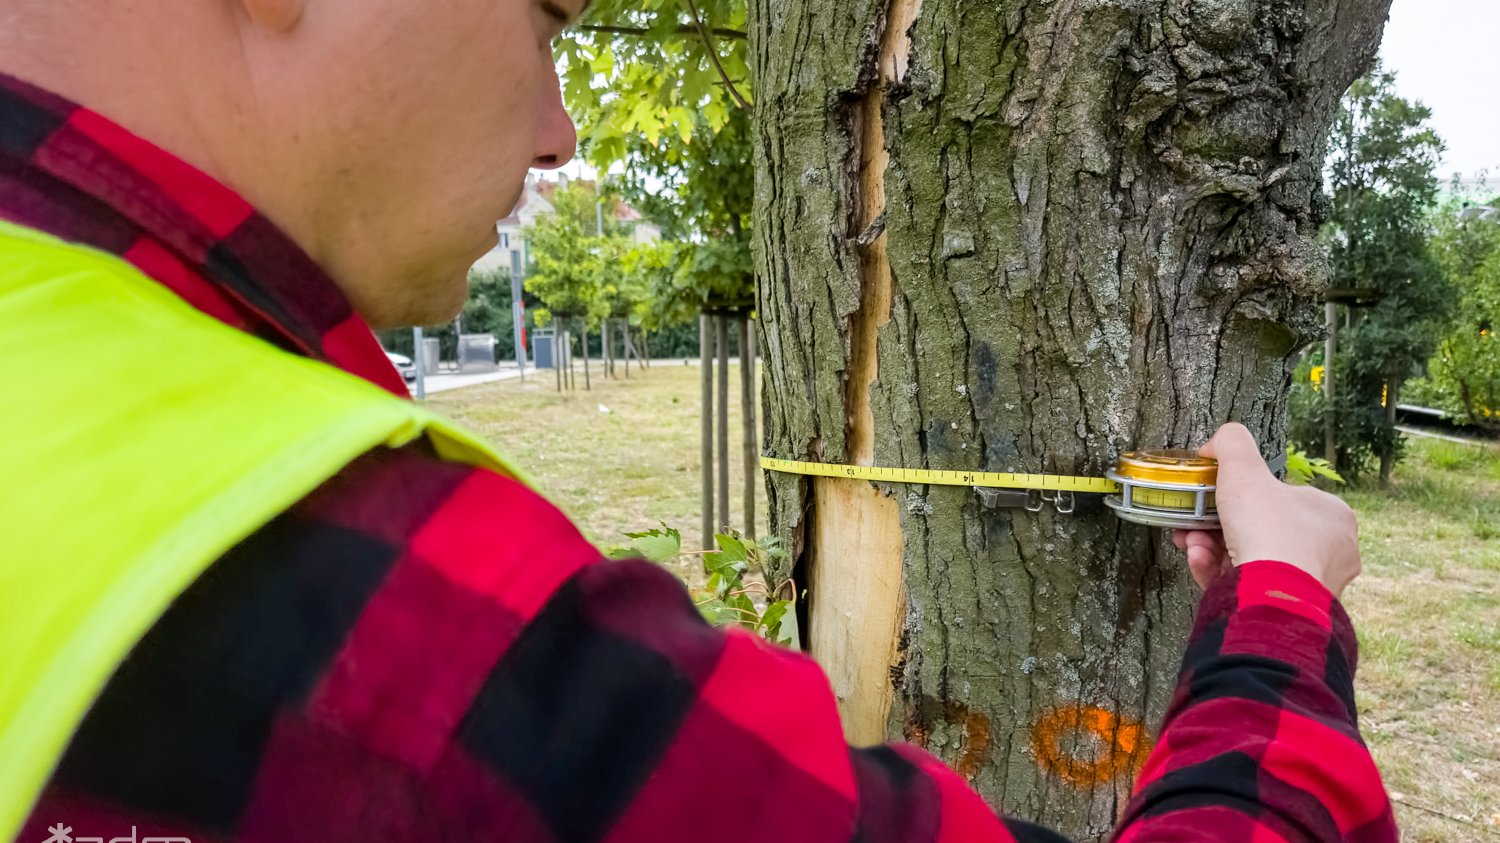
[500,233,510,248]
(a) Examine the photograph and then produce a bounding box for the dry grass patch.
[1342,437,1500,841]
[429,362,765,584]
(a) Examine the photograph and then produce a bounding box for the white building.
[471,174,660,278]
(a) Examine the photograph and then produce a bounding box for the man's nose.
[532,74,577,170]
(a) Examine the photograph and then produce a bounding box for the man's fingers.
[1180,529,1228,590]
[1184,529,1225,558]
[1186,543,1222,589]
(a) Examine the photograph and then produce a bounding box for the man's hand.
[1172,423,1362,598]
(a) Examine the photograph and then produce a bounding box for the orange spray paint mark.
[1029,704,1152,787]
[952,705,992,781]
[902,697,993,783]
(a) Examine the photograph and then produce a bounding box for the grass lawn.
[429,361,767,584]
[434,365,1499,840]
[1340,437,1500,841]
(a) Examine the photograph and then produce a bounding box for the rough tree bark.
[752,0,1389,837]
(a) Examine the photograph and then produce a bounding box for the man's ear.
[240,0,306,32]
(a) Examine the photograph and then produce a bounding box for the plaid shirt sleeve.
[20,450,1386,843]
[1115,560,1397,842]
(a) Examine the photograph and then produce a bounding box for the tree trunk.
[604,319,614,379]
[553,331,561,392]
[1325,301,1338,469]
[752,0,1390,837]
[582,319,591,391]
[624,324,642,370]
[612,318,624,378]
[1379,378,1399,485]
[702,313,716,549]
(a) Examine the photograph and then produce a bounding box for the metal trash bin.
[457,334,498,373]
[420,337,441,375]
[531,328,556,369]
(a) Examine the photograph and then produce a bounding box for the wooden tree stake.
[740,315,757,540]
[701,312,715,549]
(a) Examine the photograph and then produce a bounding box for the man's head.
[0,0,580,328]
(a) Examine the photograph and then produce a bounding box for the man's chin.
[360,275,469,331]
[406,286,469,329]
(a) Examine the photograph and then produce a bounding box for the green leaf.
[714,533,748,564]
[703,551,732,579]
[758,600,787,635]
[1285,446,1346,485]
[622,522,682,562]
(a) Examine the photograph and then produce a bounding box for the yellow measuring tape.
[759,456,1121,494]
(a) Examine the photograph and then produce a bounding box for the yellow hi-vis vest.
[0,219,523,839]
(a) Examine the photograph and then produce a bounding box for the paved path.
[411,364,525,396]
[409,358,743,397]
[1396,424,1499,449]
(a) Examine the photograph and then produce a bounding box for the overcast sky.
[1375,0,1496,181]
[551,1,1498,184]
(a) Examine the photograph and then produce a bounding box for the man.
[0,1,1392,841]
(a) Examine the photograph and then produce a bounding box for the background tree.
[1408,193,1500,431]
[1289,68,1449,481]
[753,0,1392,837]
[559,0,760,544]
[559,0,748,166]
[524,181,634,387]
[616,108,755,310]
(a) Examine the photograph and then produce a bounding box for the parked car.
[385,351,417,384]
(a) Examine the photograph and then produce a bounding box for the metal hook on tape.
[975,486,1076,514]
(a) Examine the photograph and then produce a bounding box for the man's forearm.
[1115,560,1396,842]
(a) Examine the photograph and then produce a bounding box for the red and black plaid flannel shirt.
[2,70,1395,843]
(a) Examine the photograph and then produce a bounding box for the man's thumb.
[1200,423,1272,485]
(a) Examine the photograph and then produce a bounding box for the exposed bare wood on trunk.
[805,0,921,744]
[810,475,906,746]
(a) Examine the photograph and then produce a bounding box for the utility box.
[531,328,556,369]
[457,334,498,372]
[421,338,441,375]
